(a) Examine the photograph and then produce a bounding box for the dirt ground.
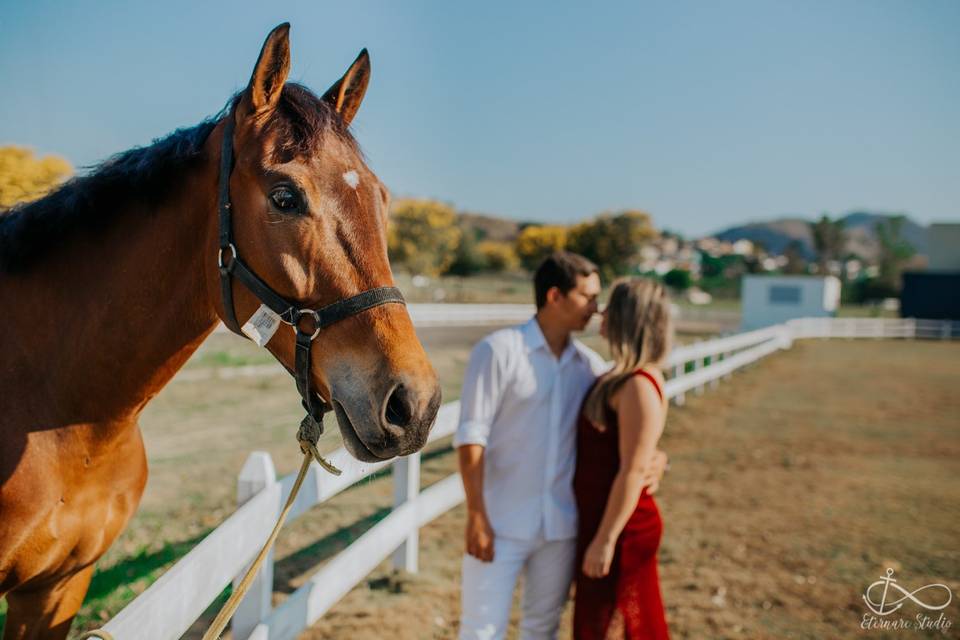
[4,329,955,639]
[294,338,960,640]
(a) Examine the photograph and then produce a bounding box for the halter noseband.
[215,107,405,437]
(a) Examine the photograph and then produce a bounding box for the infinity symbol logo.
[863,568,953,616]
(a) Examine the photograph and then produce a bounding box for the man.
[454,252,667,639]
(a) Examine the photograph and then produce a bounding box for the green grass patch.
[70,530,211,632]
[191,349,273,369]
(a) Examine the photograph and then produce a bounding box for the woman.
[573,277,673,639]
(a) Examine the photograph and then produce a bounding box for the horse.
[0,23,441,639]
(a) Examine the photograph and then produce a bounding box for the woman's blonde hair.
[582,277,673,429]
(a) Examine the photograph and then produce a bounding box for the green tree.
[783,240,808,275]
[660,228,685,242]
[663,268,692,291]
[0,146,73,209]
[810,214,847,273]
[445,226,487,276]
[699,251,725,278]
[566,210,655,280]
[874,215,915,294]
[388,199,461,276]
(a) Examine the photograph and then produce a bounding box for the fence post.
[694,347,705,396]
[916,318,928,339]
[392,452,421,573]
[232,452,277,640]
[776,324,791,351]
[672,363,685,406]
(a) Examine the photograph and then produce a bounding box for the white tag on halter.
[241,304,281,347]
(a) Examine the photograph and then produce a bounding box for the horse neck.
[5,166,221,429]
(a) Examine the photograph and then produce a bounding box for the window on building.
[769,285,801,305]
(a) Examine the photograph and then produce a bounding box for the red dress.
[573,369,670,639]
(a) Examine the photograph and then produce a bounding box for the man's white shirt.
[454,317,609,542]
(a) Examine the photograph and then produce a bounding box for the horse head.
[206,24,440,462]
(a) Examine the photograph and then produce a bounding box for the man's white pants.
[459,535,577,640]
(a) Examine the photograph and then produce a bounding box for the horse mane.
[0,83,355,274]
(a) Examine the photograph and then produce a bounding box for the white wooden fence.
[95,316,957,640]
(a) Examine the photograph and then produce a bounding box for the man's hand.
[642,449,669,495]
[458,444,494,561]
[465,510,495,562]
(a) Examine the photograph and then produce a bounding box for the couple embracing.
[454,251,673,640]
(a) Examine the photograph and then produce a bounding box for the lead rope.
[200,420,340,640]
[79,422,341,640]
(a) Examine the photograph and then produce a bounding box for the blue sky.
[1,1,957,237]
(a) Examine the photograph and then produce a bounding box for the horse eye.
[269,186,301,213]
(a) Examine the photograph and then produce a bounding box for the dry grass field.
[297,338,960,640]
[2,327,957,639]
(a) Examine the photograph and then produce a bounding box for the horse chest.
[1,423,148,587]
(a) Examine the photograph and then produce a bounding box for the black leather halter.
[215,107,405,436]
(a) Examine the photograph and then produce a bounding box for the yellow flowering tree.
[388,199,462,276]
[477,240,520,272]
[515,225,568,271]
[0,146,73,209]
[567,210,655,280]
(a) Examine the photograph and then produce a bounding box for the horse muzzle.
[330,369,441,462]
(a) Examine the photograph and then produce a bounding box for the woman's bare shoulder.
[609,366,665,410]
[639,365,666,383]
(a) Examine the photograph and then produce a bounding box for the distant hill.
[457,212,520,242]
[713,216,816,259]
[711,212,928,261]
[445,208,930,263]
[839,212,928,260]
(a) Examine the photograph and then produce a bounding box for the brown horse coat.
[0,24,439,639]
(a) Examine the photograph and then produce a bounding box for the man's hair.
[533,251,599,308]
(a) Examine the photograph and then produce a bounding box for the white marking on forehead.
[342,170,360,189]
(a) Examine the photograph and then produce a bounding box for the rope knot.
[297,414,323,452]
[297,414,342,476]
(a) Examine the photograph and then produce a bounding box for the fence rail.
[97,316,957,639]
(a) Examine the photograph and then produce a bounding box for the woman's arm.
[581,373,666,578]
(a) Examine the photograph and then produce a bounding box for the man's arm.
[458,444,495,562]
[453,339,505,563]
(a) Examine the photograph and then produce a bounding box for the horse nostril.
[384,384,414,428]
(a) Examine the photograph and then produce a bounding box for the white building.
[732,239,754,255]
[741,275,841,330]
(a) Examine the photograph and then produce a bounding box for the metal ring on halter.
[217,243,237,269]
[295,309,322,340]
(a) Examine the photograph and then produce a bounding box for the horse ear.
[322,49,370,126]
[246,23,291,115]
